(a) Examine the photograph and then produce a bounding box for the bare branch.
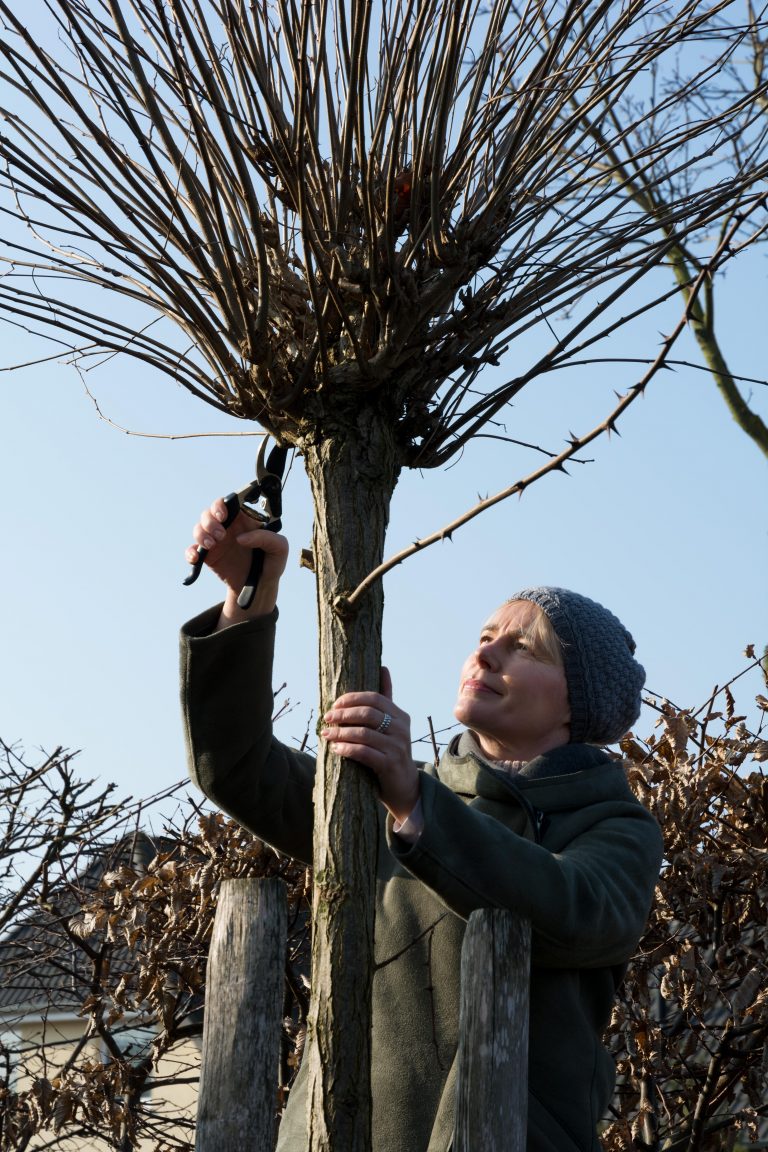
[341,213,750,606]
[0,0,766,454]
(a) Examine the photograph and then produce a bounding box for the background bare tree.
[2,2,767,1146]
[0,744,310,1152]
[553,3,768,457]
[0,741,121,942]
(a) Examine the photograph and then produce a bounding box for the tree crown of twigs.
[1,0,767,466]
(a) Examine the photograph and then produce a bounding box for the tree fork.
[303,411,401,1152]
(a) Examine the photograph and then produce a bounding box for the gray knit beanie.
[509,587,645,746]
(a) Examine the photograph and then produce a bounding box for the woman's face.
[453,600,571,762]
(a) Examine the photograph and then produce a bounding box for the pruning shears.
[183,436,288,610]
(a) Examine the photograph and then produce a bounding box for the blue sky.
[1,242,766,817]
[1,0,766,826]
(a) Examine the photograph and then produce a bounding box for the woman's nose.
[476,643,498,670]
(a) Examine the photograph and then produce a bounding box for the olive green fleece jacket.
[180,607,663,1152]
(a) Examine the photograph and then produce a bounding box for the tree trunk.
[196,877,287,1152]
[453,908,531,1152]
[303,410,400,1152]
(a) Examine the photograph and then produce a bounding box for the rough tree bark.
[196,878,287,1152]
[454,908,531,1152]
[303,413,400,1150]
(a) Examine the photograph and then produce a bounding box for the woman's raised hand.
[186,498,289,627]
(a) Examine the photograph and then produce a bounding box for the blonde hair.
[505,599,564,667]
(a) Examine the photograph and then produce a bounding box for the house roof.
[0,833,162,1016]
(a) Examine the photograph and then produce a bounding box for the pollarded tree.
[1,3,767,1148]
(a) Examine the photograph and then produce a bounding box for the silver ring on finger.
[376,712,392,734]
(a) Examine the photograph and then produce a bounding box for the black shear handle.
[237,517,282,609]
[182,493,241,588]
[183,497,281,608]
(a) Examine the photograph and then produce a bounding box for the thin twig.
[427,716,440,769]
[81,383,265,440]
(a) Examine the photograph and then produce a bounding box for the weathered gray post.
[196,877,287,1152]
[453,908,531,1152]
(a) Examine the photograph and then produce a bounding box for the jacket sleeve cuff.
[181,604,279,642]
[385,773,483,908]
[391,795,425,843]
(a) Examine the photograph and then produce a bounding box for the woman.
[181,503,663,1152]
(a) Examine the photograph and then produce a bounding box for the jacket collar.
[439,731,621,809]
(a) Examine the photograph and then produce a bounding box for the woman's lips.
[462,678,499,695]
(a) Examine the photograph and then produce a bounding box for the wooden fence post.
[453,908,531,1152]
[195,876,287,1152]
